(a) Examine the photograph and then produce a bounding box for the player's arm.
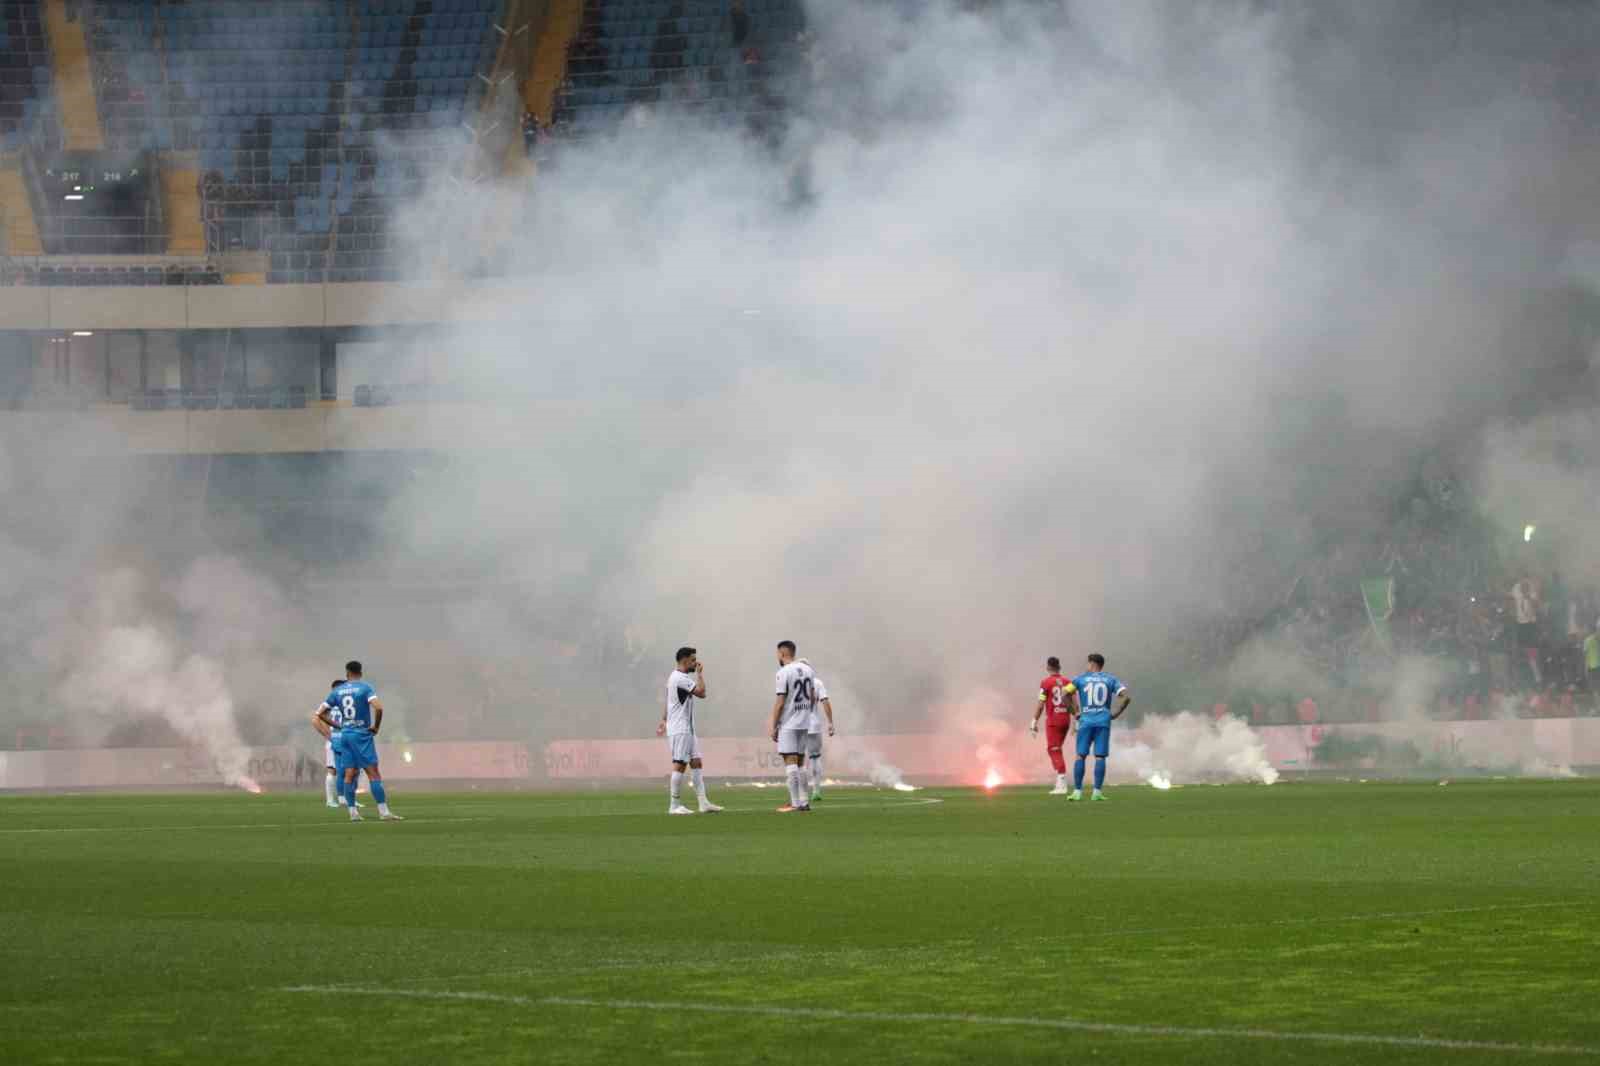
[1029,689,1045,736]
[656,701,668,737]
[821,696,835,736]
[693,662,706,698]
[370,697,384,735]
[311,710,331,741]
[769,691,786,742]
[1111,688,1131,720]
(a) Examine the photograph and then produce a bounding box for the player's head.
[1086,653,1105,670]
[345,660,363,679]
[776,640,797,664]
[1046,656,1061,673]
[675,646,698,669]
[332,680,344,691]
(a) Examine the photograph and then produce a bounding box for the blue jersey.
[1071,671,1126,728]
[324,681,377,733]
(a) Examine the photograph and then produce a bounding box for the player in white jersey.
[769,640,816,812]
[798,659,835,802]
[656,646,722,815]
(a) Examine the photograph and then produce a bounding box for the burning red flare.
[237,777,263,795]
[983,767,1003,791]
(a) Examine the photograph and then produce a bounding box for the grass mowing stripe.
[0,797,941,833]
[277,987,1600,1057]
[0,816,496,834]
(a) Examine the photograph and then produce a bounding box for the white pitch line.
[276,987,1599,1056]
[0,816,495,835]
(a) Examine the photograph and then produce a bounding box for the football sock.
[690,768,706,802]
[1048,746,1066,774]
[370,779,387,807]
[670,770,684,807]
[1094,758,1107,790]
[324,774,337,805]
[1073,757,1086,791]
[794,767,810,808]
[785,764,801,807]
[810,756,823,792]
[345,775,359,808]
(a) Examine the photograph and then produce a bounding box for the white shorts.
[667,732,702,764]
[777,728,809,756]
[806,731,823,758]
[324,740,335,769]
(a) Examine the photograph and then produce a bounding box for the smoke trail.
[1122,712,1281,787]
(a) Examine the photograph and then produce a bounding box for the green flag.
[1361,576,1395,651]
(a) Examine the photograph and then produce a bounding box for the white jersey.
[775,660,818,734]
[664,669,700,736]
[808,674,830,733]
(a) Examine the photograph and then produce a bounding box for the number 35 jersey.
[775,661,818,734]
[1071,671,1126,729]
[323,681,377,733]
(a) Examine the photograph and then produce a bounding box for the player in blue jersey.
[316,661,402,822]
[1068,653,1130,803]
[311,678,357,808]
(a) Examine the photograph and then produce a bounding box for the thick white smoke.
[7,0,1600,779]
[1122,712,1280,787]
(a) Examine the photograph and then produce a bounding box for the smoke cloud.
[6,0,1600,782]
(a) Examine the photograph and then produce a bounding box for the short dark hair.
[675,646,697,663]
[1046,656,1061,672]
[777,640,797,655]
[332,680,345,689]
[346,660,363,677]
[1087,653,1105,668]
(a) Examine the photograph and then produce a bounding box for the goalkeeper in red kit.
[1028,656,1078,795]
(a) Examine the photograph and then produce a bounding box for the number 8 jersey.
[1070,671,1126,728]
[324,681,377,733]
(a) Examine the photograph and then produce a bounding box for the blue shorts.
[330,733,345,773]
[340,731,378,770]
[1075,722,1111,758]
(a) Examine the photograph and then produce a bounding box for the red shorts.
[1044,715,1073,749]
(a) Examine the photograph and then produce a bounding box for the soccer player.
[316,661,402,822]
[1028,656,1079,795]
[655,646,723,815]
[311,678,359,809]
[799,658,835,801]
[769,640,816,813]
[1068,653,1130,802]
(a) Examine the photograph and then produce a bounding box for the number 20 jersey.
[775,661,817,734]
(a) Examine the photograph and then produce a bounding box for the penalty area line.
[275,987,1599,1056]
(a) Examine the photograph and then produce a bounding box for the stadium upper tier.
[2,0,804,288]
[553,0,801,132]
[0,2,53,153]
[64,0,502,283]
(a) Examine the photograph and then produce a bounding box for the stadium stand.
[0,0,53,153]
[550,0,803,137]
[2,0,806,284]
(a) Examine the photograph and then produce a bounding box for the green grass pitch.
[2,781,1597,1064]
